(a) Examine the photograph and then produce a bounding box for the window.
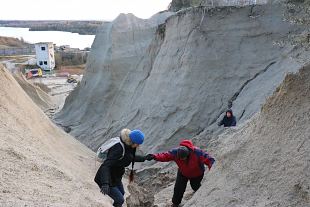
[41,47,46,51]
[39,61,43,65]
[44,61,48,65]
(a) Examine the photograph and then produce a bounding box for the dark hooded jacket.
[94,129,145,187]
[218,109,237,127]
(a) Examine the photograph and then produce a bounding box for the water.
[0,27,95,49]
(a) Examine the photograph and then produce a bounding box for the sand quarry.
[0,64,111,206]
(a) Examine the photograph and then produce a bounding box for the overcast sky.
[1,0,171,21]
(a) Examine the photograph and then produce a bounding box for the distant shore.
[0,20,107,35]
[0,36,29,49]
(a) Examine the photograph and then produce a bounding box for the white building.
[35,42,55,71]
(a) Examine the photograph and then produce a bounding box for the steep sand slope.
[0,65,110,206]
[186,65,310,207]
[13,73,54,111]
[56,4,309,153]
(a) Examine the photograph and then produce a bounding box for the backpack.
[96,137,125,162]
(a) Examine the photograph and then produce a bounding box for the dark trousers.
[172,170,204,205]
[108,182,125,207]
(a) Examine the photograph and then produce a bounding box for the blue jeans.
[108,182,125,207]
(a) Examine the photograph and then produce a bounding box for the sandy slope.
[13,73,54,111]
[0,64,110,206]
[185,65,310,207]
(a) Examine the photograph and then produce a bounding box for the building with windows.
[35,42,55,71]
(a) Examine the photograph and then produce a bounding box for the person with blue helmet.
[95,128,145,207]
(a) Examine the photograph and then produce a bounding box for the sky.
[1,0,172,21]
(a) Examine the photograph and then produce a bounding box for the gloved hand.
[145,154,155,161]
[100,184,110,195]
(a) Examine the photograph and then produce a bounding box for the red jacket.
[153,140,215,178]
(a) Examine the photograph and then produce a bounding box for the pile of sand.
[186,65,310,206]
[13,72,54,111]
[0,65,110,206]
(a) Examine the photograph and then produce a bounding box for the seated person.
[218,109,236,127]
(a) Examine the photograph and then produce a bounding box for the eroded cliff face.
[184,64,310,207]
[55,3,310,153]
[55,12,173,150]
[168,0,268,11]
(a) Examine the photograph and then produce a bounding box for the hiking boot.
[171,204,179,207]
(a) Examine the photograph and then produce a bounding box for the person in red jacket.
[145,140,215,207]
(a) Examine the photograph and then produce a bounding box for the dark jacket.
[153,140,215,178]
[218,109,237,127]
[94,130,145,187]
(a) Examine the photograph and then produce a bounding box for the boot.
[171,203,179,207]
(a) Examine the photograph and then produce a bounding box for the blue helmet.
[129,130,144,145]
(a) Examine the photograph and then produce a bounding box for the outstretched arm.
[218,117,224,126]
[153,149,177,162]
[134,154,147,162]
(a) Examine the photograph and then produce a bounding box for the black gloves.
[100,184,110,195]
[145,154,155,161]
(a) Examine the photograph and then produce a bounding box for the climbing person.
[94,128,146,207]
[145,140,215,207]
[218,109,237,127]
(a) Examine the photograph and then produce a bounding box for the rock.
[126,183,154,207]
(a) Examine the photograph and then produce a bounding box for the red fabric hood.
[179,140,195,150]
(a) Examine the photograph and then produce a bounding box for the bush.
[55,51,88,67]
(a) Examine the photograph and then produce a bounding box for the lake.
[0,27,95,49]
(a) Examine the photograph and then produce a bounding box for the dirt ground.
[30,76,81,115]
[55,64,85,75]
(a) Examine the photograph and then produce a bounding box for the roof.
[35,42,54,45]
